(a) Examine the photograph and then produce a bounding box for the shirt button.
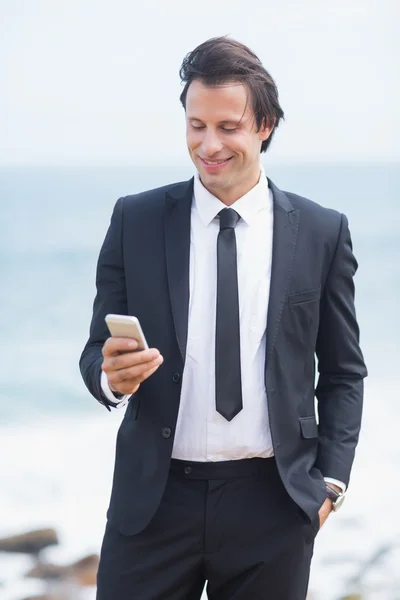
[161,427,172,439]
[172,372,181,383]
[184,466,192,475]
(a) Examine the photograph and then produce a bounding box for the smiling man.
[80,36,367,600]
[186,79,272,204]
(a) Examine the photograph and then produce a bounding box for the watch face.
[326,487,339,502]
[333,494,346,512]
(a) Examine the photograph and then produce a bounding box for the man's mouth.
[200,157,233,169]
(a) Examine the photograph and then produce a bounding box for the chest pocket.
[283,287,321,359]
[287,287,321,306]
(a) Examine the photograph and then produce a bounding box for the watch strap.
[325,485,340,502]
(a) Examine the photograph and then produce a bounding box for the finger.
[109,363,161,394]
[138,364,160,382]
[107,355,163,385]
[102,336,138,356]
[102,348,160,372]
[111,362,162,395]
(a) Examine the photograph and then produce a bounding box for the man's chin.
[200,175,231,191]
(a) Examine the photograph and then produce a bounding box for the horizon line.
[0,159,398,170]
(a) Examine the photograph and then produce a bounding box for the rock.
[25,563,68,581]
[0,529,58,555]
[25,553,99,586]
[22,596,66,600]
[21,595,72,600]
[70,553,99,586]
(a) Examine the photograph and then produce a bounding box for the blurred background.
[0,1,399,598]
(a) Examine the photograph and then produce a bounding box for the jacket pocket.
[299,416,318,439]
[288,287,321,306]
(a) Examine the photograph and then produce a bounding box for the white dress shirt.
[101,167,345,490]
[172,168,273,460]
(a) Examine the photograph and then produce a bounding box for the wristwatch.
[325,484,346,512]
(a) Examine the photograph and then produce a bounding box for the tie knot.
[218,208,240,230]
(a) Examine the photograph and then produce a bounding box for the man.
[80,36,367,599]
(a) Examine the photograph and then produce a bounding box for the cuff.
[100,370,131,409]
[324,477,347,494]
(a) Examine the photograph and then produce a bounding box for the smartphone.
[105,314,149,351]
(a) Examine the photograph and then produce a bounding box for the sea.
[0,163,399,600]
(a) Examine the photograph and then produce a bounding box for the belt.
[170,457,276,480]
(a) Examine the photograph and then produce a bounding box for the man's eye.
[191,125,205,130]
[222,128,237,133]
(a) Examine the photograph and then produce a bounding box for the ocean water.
[0,163,399,599]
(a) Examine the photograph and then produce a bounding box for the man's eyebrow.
[219,120,241,126]
[187,117,241,125]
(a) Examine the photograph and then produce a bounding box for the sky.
[0,0,398,166]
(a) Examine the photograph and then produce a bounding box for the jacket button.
[184,466,192,475]
[172,372,181,383]
[161,427,172,439]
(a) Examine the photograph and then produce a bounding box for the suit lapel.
[164,179,194,362]
[265,179,299,364]
[164,176,298,367]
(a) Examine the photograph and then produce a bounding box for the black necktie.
[215,208,243,421]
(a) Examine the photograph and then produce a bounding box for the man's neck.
[199,168,262,206]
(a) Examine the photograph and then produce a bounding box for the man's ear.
[259,118,275,141]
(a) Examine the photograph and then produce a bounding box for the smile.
[200,157,233,170]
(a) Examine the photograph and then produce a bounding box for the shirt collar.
[193,166,271,227]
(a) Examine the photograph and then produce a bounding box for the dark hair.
[179,36,284,153]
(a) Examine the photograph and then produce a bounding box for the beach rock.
[22,596,66,600]
[25,553,99,586]
[70,553,99,586]
[22,595,76,600]
[25,562,68,581]
[0,529,58,555]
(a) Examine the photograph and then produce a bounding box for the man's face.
[185,79,272,204]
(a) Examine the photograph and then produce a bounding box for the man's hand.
[101,337,164,396]
[318,497,333,528]
[318,482,342,528]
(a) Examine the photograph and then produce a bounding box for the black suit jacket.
[79,177,367,536]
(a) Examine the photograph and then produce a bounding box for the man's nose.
[201,130,223,156]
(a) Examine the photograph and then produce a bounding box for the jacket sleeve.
[315,213,367,485]
[79,197,128,410]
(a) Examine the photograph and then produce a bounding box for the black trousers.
[97,458,319,600]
